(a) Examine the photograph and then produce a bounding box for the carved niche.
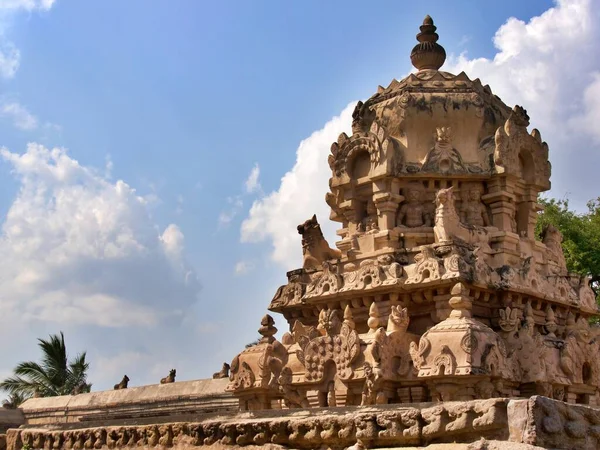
[397,181,431,228]
[493,105,551,189]
[328,119,404,179]
[421,127,469,174]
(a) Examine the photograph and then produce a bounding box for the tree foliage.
[536,197,600,294]
[245,338,261,348]
[1,392,28,409]
[0,332,91,399]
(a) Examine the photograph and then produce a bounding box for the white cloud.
[0,143,201,327]
[445,0,596,133]
[569,72,600,142]
[218,164,264,227]
[0,0,56,79]
[218,195,243,227]
[245,163,261,194]
[0,0,55,11]
[0,101,37,129]
[443,0,600,207]
[241,102,355,268]
[234,260,254,275]
[0,42,19,78]
[160,223,185,258]
[175,194,184,215]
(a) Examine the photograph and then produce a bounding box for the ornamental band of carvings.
[9,399,510,450]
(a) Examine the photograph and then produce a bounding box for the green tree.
[536,197,600,295]
[0,332,91,398]
[245,338,261,348]
[1,392,29,409]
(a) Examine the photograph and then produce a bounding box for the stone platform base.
[7,396,600,449]
[172,443,543,450]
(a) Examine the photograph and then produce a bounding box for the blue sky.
[0,0,598,391]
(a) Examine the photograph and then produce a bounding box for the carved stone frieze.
[406,246,443,284]
[305,261,343,298]
[421,127,482,174]
[9,398,523,450]
[297,309,360,382]
[269,281,304,309]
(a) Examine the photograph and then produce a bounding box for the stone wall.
[0,409,24,433]
[8,396,597,449]
[19,379,236,427]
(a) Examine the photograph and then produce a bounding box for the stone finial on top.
[367,301,381,333]
[448,282,472,318]
[258,314,277,343]
[410,15,446,71]
[343,304,356,330]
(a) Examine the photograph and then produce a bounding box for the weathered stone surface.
[518,396,600,450]
[11,397,591,449]
[227,14,600,413]
[19,378,235,425]
[0,409,24,433]
[8,400,510,449]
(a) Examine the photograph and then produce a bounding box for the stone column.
[481,190,516,233]
[373,192,403,231]
[339,199,360,234]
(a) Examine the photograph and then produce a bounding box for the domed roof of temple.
[347,16,517,178]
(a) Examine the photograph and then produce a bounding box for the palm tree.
[2,392,28,409]
[0,332,91,398]
[245,338,261,348]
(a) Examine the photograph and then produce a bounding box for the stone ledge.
[19,379,236,425]
[9,398,508,449]
[10,396,600,449]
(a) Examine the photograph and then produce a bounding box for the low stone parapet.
[19,378,236,426]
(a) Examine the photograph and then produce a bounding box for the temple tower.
[227,16,600,410]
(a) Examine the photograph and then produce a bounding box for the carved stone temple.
[226,14,599,413]
[5,15,600,450]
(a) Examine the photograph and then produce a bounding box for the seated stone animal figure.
[114,375,129,390]
[160,369,176,384]
[297,214,342,270]
[212,363,230,379]
[433,186,491,247]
